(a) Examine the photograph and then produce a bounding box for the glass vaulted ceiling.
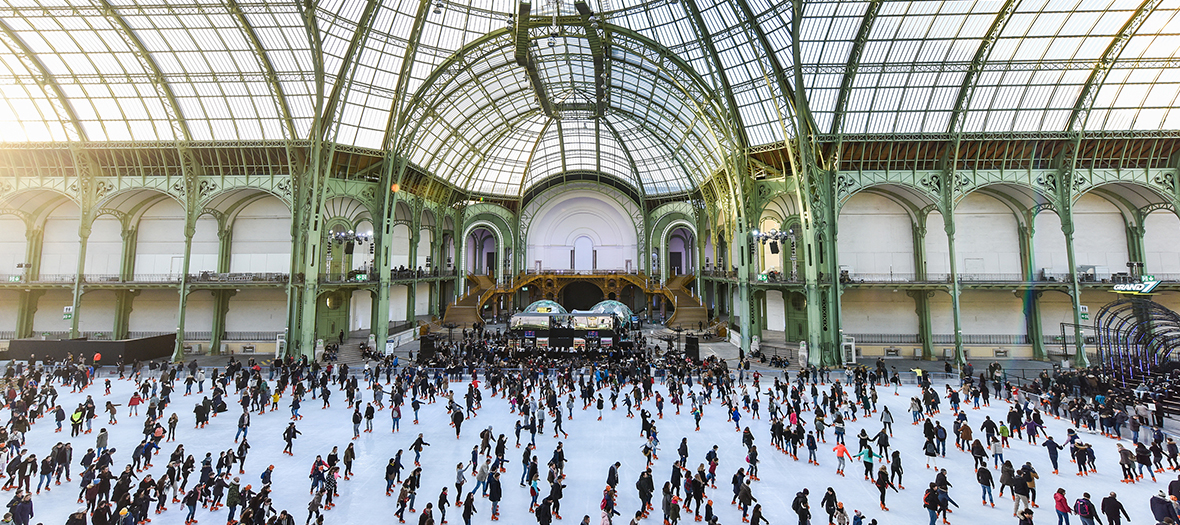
[2,0,1180,196]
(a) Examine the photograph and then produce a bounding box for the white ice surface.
[22,372,1175,525]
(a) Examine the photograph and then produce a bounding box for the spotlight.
[548,37,556,47]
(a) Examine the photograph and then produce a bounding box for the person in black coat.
[1152,490,1180,523]
[607,462,620,489]
[1101,492,1130,525]
[535,496,553,525]
[488,472,502,519]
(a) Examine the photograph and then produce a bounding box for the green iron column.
[112,225,138,340]
[943,209,966,366]
[15,290,44,339]
[910,223,934,360]
[1060,209,1090,367]
[372,195,398,352]
[406,230,418,323]
[210,226,234,353]
[170,217,196,362]
[1126,223,1146,271]
[1018,223,1047,360]
[25,227,43,282]
[69,219,92,339]
[429,236,441,318]
[112,290,137,341]
[17,227,44,339]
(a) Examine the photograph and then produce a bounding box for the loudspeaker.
[418,335,436,361]
[685,336,700,361]
[769,241,779,254]
[344,241,355,255]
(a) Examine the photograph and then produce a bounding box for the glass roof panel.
[0,0,1178,189]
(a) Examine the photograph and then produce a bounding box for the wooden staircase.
[665,274,708,328]
[441,274,495,328]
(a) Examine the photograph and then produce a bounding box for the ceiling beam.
[829,0,882,140]
[1066,0,1160,134]
[514,1,554,117]
[316,0,380,141]
[225,0,297,140]
[94,0,191,141]
[679,0,748,148]
[573,0,607,116]
[0,18,87,141]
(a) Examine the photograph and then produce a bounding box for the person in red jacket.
[1053,487,1072,524]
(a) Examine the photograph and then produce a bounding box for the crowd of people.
[2,336,1180,525]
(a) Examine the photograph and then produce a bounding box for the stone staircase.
[665,273,708,328]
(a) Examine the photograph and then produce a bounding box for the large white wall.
[86,216,123,276]
[1143,211,1180,274]
[954,193,1021,275]
[128,289,179,333]
[32,289,73,333]
[226,289,288,333]
[1033,211,1068,276]
[389,284,408,322]
[960,290,1024,335]
[525,189,639,271]
[0,290,18,333]
[924,211,950,276]
[230,197,291,273]
[350,290,372,331]
[78,290,117,334]
[134,200,218,276]
[40,201,81,276]
[765,290,785,331]
[390,224,412,269]
[837,192,914,276]
[842,289,919,335]
[0,217,27,277]
[1072,193,1129,271]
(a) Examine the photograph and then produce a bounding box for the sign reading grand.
[1113,277,1160,295]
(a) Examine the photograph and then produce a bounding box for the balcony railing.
[224,331,283,341]
[320,268,455,283]
[848,333,1030,345]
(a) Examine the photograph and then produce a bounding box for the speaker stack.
[685,336,700,361]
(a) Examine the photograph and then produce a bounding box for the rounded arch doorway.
[559,281,604,311]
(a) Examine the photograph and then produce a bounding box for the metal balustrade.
[223,331,284,341]
[848,333,1029,345]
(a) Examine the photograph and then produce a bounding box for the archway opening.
[560,281,604,311]
[667,226,695,276]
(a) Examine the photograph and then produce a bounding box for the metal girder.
[93,0,191,142]
[678,0,748,148]
[432,85,706,195]
[730,0,806,141]
[573,0,607,116]
[946,0,1020,137]
[829,0,881,141]
[601,117,646,199]
[512,1,554,118]
[797,56,1180,76]
[0,18,87,142]
[0,71,319,87]
[382,0,435,152]
[398,25,729,184]
[3,2,301,17]
[318,0,380,142]
[225,0,297,141]
[1066,0,1161,134]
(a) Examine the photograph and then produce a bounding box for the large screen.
[572,314,613,331]
[510,315,550,331]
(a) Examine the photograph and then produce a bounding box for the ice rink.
[21,367,1176,524]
